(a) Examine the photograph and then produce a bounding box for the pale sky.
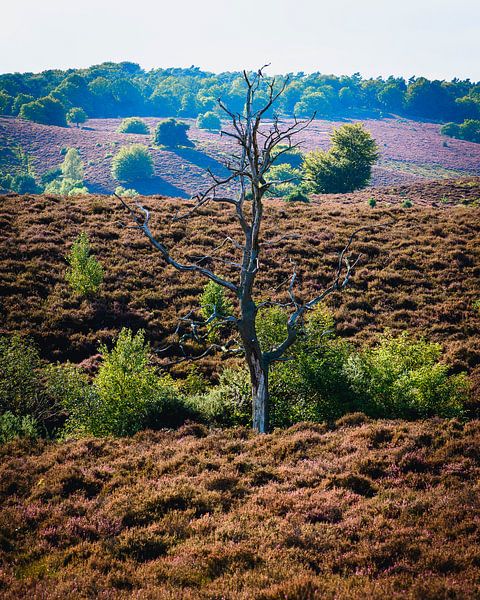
[1,0,479,80]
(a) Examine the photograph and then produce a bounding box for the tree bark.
[246,346,269,434]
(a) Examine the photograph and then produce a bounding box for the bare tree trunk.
[246,345,269,434]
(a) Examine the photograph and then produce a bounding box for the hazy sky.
[1,0,479,80]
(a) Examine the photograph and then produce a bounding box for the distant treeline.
[0,62,479,125]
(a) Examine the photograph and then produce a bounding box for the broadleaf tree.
[118,67,369,433]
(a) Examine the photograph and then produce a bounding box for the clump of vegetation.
[19,95,67,126]
[62,328,189,437]
[0,411,38,444]
[303,123,379,193]
[67,107,88,128]
[200,281,234,341]
[196,111,221,131]
[115,185,139,197]
[65,232,104,296]
[111,144,154,182]
[265,163,302,198]
[153,118,193,147]
[369,197,377,208]
[0,145,41,193]
[117,117,150,134]
[441,119,480,143]
[402,199,413,208]
[45,148,88,195]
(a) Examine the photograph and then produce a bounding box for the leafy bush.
[441,119,480,143]
[271,145,304,169]
[285,188,310,203]
[303,123,379,193]
[65,232,104,296]
[67,107,88,127]
[0,412,38,444]
[111,144,154,182]
[402,199,413,208]
[153,119,193,148]
[19,95,67,126]
[0,335,64,431]
[368,197,377,208]
[45,178,89,196]
[115,185,139,197]
[265,163,302,197]
[12,93,35,116]
[196,112,221,131]
[40,167,62,185]
[1,173,41,194]
[117,117,149,134]
[345,332,468,419]
[62,329,187,437]
[188,368,251,426]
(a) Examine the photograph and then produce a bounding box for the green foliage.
[67,107,88,127]
[0,335,64,430]
[45,178,88,196]
[0,412,38,444]
[2,173,40,194]
[188,368,251,426]
[0,91,13,115]
[61,148,84,181]
[441,119,480,143]
[19,95,67,126]
[284,188,310,203]
[153,118,193,147]
[62,329,187,437]
[12,93,35,115]
[115,185,139,197]
[271,145,304,169]
[200,281,233,341]
[303,123,379,193]
[196,112,221,131]
[65,232,104,296]
[117,117,150,134]
[368,197,377,208]
[402,199,413,208]
[111,144,154,182]
[345,333,468,419]
[40,167,62,185]
[265,163,302,197]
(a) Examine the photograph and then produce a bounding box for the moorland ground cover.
[1,116,480,196]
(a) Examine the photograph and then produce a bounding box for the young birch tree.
[118,67,365,433]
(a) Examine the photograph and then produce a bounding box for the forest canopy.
[0,62,479,125]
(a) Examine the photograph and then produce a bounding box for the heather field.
[1,177,479,388]
[1,115,480,196]
[1,418,480,599]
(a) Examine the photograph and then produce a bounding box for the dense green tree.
[67,107,88,127]
[153,118,193,147]
[61,148,84,180]
[19,96,67,126]
[196,111,221,131]
[117,117,149,134]
[0,91,13,115]
[12,94,35,116]
[303,123,379,193]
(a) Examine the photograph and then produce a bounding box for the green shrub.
[271,145,304,169]
[45,178,88,196]
[285,188,310,203]
[441,119,480,143]
[345,332,468,419]
[0,412,38,444]
[62,329,187,437]
[40,167,62,185]
[265,163,302,197]
[65,232,104,296]
[115,185,139,197]
[153,119,193,148]
[402,199,413,208]
[8,174,40,194]
[67,107,88,128]
[188,368,251,426]
[0,335,63,430]
[19,95,67,127]
[368,197,377,208]
[117,117,149,134]
[303,123,379,193]
[12,94,35,116]
[196,112,221,131]
[111,144,154,182]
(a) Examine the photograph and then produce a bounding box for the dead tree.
[118,67,365,434]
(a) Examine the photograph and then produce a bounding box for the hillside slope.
[0,179,479,385]
[1,115,480,195]
[1,417,479,598]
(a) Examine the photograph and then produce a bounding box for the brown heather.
[0,418,479,598]
[0,178,479,392]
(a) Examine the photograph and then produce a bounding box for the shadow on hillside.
[135,176,189,198]
[87,177,189,198]
[172,147,228,178]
